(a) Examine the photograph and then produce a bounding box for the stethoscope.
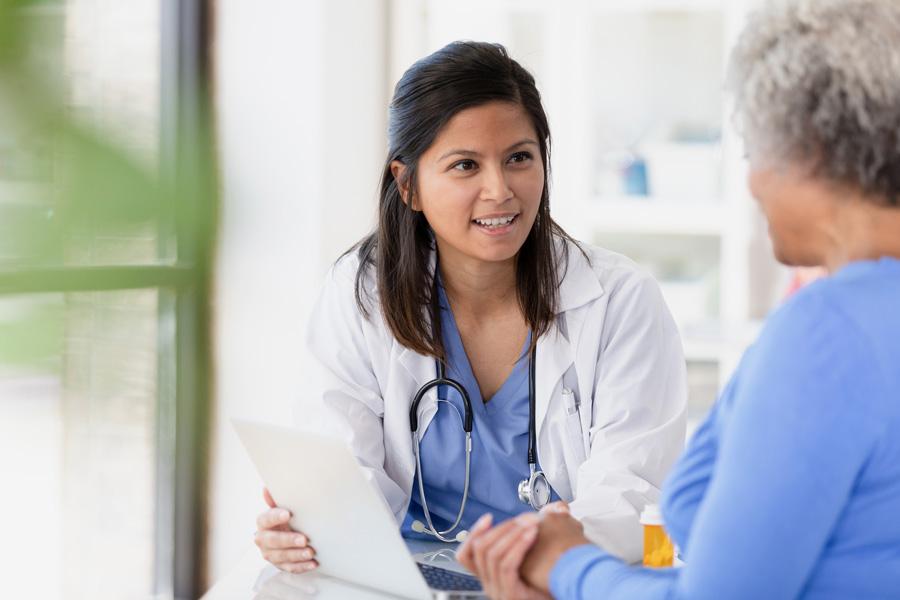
[408,343,552,543]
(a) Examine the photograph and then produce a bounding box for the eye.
[451,159,477,172]
[508,151,533,164]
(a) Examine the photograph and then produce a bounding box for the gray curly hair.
[727,0,900,205]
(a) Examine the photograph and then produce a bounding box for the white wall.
[210,0,386,584]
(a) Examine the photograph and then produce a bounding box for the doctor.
[254,41,686,575]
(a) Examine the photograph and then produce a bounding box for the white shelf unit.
[584,198,727,236]
[401,0,786,434]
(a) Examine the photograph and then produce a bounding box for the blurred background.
[0,0,797,597]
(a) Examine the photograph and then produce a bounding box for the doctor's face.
[397,101,545,267]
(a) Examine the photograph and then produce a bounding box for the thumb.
[539,500,569,515]
[263,487,276,508]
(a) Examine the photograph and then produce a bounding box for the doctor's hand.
[254,487,319,574]
[457,514,551,600]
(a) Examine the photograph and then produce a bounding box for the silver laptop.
[233,419,484,599]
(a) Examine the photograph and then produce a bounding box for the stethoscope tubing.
[409,346,543,540]
[408,267,545,539]
[412,430,472,542]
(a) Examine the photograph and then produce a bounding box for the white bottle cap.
[639,503,664,526]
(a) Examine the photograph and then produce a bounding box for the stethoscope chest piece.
[517,466,551,510]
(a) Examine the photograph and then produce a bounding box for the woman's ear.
[390,160,417,210]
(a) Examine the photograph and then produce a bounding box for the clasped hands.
[457,502,590,600]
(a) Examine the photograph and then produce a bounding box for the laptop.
[232,419,484,599]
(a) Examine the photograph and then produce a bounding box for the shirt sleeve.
[547,290,886,599]
[301,258,408,520]
[550,545,678,600]
[659,373,738,552]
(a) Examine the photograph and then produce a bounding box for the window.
[0,1,214,598]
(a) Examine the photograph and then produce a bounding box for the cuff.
[549,544,616,600]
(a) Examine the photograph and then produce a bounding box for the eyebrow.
[437,139,539,162]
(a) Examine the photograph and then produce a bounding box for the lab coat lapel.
[536,241,606,437]
[535,324,573,439]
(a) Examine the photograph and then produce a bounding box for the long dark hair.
[349,41,579,360]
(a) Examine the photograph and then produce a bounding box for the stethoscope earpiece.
[411,519,469,543]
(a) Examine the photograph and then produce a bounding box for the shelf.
[585,197,725,236]
[442,0,726,15]
[680,318,764,363]
[588,0,725,13]
[494,0,724,14]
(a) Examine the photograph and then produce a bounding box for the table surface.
[202,540,477,600]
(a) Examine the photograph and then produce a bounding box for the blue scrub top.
[402,282,558,540]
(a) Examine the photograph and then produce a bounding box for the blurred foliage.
[0,0,217,370]
[0,296,63,369]
[1,0,171,266]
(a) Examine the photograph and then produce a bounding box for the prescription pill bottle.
[639,504,674,568]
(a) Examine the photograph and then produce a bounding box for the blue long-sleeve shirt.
[550,258,900,599]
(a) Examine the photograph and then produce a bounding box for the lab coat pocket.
[561,388,587,465]
[542,388,587,501]
[562,388,584,460]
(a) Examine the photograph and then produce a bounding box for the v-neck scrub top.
[401,283,558,539]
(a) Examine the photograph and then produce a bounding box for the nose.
[480,162,514,203]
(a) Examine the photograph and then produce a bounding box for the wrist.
[530,533,590,592]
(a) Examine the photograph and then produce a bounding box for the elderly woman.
[458,0,900,598]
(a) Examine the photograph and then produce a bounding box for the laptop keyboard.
[418,563,483,592]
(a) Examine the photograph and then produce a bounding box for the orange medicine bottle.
[640,504,674,568]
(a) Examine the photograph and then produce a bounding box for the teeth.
[475,215,515,227]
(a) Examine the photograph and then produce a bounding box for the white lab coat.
[301,238,687,563]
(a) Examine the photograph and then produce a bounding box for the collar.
[555,237,605,314]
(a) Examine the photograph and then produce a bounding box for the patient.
[458,0,900,598]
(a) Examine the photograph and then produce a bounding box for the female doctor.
[254,41,687,575]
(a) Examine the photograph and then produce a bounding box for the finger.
[539,500,569,515]
[477,515,538,597]
[277,559,318,574]
[264,547,317,565]
[257,507,293,531]
[263,487,276,508]
[458,513,493,569]
[485,520,537,593]
[471,519,521,586]
[497,525,539,599]
[256,530,309,551]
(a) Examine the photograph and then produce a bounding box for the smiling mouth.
[472,214,519,229]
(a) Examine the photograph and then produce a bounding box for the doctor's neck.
[437,246,519,318]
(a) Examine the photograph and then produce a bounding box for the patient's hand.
[254,487,319,574]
